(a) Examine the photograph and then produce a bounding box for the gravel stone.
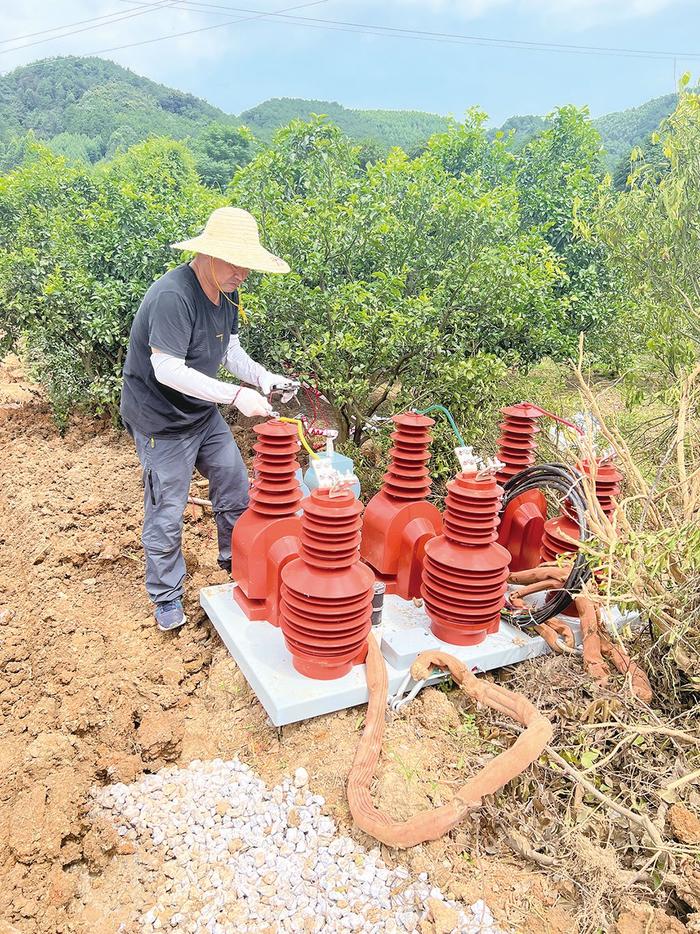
[95,757,503,933]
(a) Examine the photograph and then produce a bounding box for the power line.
[121,0,700,62]
[0,2,172,47]
[86,0,327,57]
[0,1,176,56]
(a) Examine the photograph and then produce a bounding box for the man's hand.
[232,387,274,418]
[258,371,299,397]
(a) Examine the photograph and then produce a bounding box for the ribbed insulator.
[541,459,623,562]
[540,514,579,562]
[581,459,623,519]
[421,472,510,646]
[249,421,302,518]
[280,488,374,680]
[380,413,434,501]
[540,459,623,616]
[496,403,542,484]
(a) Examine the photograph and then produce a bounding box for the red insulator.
[540,459,623,615]
[360,413,442,599]
[421,471,510,646]
[581,459,622,519]
[232,421,303,625]
[281,488,374,680]
[496,403,547,572]
[496,403,542,482]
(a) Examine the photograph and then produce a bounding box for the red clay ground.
[0,358,691,933]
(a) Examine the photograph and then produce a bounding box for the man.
[120,206,295,632]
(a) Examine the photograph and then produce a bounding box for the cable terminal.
[454,446,480,474]
[478,456,505,479]
[311,458,358,498]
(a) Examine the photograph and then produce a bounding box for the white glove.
[232,387,274,418]
[258,371,299,396]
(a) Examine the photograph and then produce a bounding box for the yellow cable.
[278,417,320,459]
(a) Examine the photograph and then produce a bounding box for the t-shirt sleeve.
[147,289,194,359]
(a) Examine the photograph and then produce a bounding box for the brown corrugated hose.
[347,635,553,848]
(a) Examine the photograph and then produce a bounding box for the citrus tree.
[0,138,222,424]
[228,117,567,444]
[601,82,700,389]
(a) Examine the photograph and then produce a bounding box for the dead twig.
[545,746,665,850]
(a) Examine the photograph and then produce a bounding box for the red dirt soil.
[0,358,669,933]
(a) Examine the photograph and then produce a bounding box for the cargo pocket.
[146,468,157,506]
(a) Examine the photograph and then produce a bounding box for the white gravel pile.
[97,758,504,934]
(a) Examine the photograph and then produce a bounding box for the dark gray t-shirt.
[120,263,239,437]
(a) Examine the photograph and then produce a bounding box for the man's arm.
[224,334,267,387]
[151,350,272,416]
[224,334,298,397]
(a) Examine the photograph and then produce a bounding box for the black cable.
[499,463,591,628]
[121,0,700,62]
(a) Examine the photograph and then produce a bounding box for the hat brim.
[171,234,290,274]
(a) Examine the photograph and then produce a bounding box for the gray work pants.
[130,411,249,604]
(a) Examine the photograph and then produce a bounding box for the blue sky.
[2,1,698,124]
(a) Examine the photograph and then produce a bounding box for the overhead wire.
[83,0,328,58]
[119,0,700,62]
[0,2,171,47]
[0,1,177,56]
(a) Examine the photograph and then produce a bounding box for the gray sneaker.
[155,599,187,632]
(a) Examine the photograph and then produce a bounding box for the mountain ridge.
[0,55,682,169]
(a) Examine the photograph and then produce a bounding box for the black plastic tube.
[499,463,592,628]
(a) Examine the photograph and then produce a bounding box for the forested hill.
[239,98,449,151]
[494,93,683,167]
[591,92,680,166]
[0,57,231,151]
[0,55,685,168]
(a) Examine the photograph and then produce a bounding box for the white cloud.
[0,1,241,79]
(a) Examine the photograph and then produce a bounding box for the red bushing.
[541,459,623,615]
[232,421,303,625]
[360,413,442,599]
[280,488,375,680]
[421,471,510,646]
[496,403,542,482]
[496,403,547,572]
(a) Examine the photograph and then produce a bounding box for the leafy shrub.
[0,138,223,425]
[228,117,569,444]
[600,81,700,396]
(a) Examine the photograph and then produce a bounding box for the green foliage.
[229,116,568,444]
[3,82,696,444]
[238,97,450,152]
[600,87,700,393]
[189,122,255,190]
[516,106,623,364]
[0,56,233,164]
[45,131,102,164]
[0,138,223,424]
[423,108,515,185]
[492,113,547,151]
[592,91,683,169]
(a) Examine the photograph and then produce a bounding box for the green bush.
[0,137,223,425]
[227,117,569,444]
[600,82,700,396]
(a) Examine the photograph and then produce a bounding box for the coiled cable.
[499,463,592,628]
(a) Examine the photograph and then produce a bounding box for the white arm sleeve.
[224,333,267,387]
[151,351,239,405]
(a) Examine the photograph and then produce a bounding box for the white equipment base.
[200,582,639,727]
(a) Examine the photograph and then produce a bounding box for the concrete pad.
[200,583,638,727]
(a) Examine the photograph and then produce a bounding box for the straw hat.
[171,207,290,274]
